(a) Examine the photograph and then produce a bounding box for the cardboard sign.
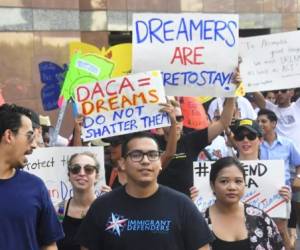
[69,42,132,78]
[193,160,288,218]
[74,70,170,141]
[132,13,239,97]
[240,31,300,92]
[59,52,115,105]
[24,146,105,206]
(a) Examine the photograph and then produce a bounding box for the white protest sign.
[74,70,170,141]
[132,13,239,97]
[24,146,105,206]
[240,31,300,92]
[193,160,288,218]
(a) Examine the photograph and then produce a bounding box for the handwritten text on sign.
[193,160,288,218]
[240,31,300,92]
[132,13,239,97]
[24,147,105,206]
[74,71,170,141]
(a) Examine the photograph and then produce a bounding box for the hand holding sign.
[159,102,177,125]
[74,71,170,141]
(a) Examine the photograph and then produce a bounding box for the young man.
[257,109,300,188]
[254,89,300,149]
[0,104,64,250]
[77,132,213,250]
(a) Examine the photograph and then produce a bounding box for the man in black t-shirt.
[157,98,235,195]
[77,132,213,250]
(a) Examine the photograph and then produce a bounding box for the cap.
[39,115,51,127]
[90,139,110,147]
[232,119,263,137]
[29,109,40,129]
[102,135,130,147]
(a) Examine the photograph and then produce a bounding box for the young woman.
[204,156,284,250]
[56,152,104,250]
[231,119,292,249]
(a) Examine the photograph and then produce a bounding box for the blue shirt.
[260,134,300,186]
[0,169,64,250]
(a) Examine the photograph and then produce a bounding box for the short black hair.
[257,109,277,123]
[0,104,32,139]
[121,132,159,158]
[210,156,246,184]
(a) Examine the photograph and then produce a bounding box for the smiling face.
[68,154,98,192]
[257,114,276,135]
[119,137,161,188]
[233,128,261,160]
[10,115,36,168]
[211,164,245,205]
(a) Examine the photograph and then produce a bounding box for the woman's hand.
[159,102,176,125]
[190,186,199,202]
[278,186,291,202]
[100,185,112,194]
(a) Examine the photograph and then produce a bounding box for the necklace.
[80,210,86,218]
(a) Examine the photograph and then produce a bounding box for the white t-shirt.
[266,98,300,150]
[198,135,235,161]
[208,97,257,121]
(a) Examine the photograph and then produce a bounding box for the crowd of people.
[0,85,300,249]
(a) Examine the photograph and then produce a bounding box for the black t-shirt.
[57,198,83,250]
[76,185,214,250]
[157,128,209,195]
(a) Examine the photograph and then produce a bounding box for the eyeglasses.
[234,132,258,141]
[176,115,184,122]
[125,150,161,162]
[68,164,97,175]
[14,131,35,143]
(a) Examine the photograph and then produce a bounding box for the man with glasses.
[253,89,300,149]
[77,132,213,250]
[0,104,64,250]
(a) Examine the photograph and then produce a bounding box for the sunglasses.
[274,89,288,94]
[234,132,258,141]
[68,164,97,175]
[176,115,184,122]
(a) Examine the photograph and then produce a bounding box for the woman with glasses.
[231,119,291,249]
[56,152,101,250]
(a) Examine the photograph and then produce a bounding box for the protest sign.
[240,31,300,92]
[69,42,132,78]
[180,97,208,129]
[59,52,115,104]
[132,13,239,97]
[39,61,67,111]
[74,70,170,141]
[24,146,105,206]
[193,160,288,218]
